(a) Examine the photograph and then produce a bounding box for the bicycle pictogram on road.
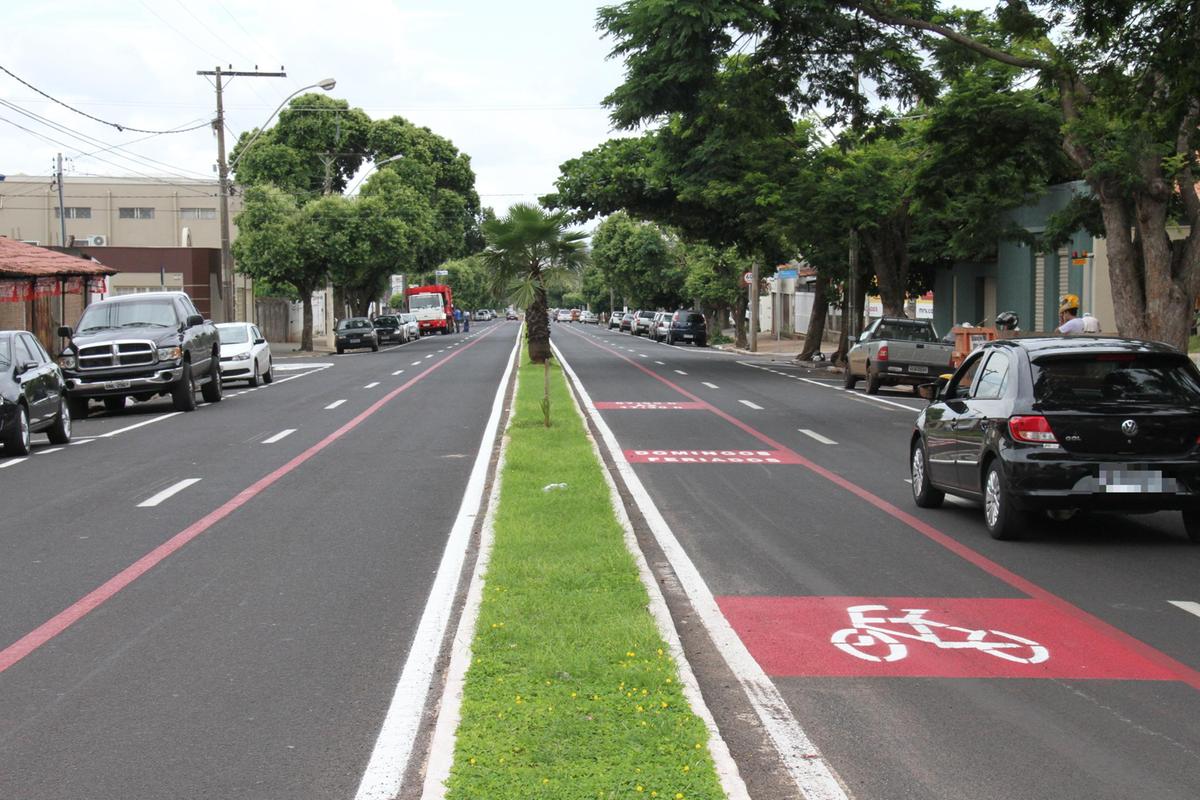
[830,604,1050,664]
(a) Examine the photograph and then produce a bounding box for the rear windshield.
[375,317,398,327]
[639,311,655,318]
[1032,353,1200,406]
[409,294,442,310]
[873,320,938,342]
[338,319,373,330]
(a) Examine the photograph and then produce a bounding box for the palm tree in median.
[482,203,588,363]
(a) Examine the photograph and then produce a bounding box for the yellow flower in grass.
[626,651,636,658]
[636,786,644,793]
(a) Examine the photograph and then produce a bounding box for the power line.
[0,64,210,135]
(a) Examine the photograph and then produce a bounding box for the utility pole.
[198,66,286,322]
[749,258,760,352]
[845,227,860,360]
[54,153,67,247]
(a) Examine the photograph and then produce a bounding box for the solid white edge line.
[0,457,29,469]
[1168,601,1200,619]
[419,370,515,799]
[799,429,838,445]
[552,341,752,800]
[136,478,202,508]
[98,412,182,438]
[738,361,923,413]
[261,429,297,445]
[554,342,850,800]
[354,326,521,800]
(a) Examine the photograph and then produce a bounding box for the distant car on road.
[373,315,407,344]
[619,311,635,332]
[506,310,519,321]
[608,312,624,330]
[555,309,573,323]
[1,330,71,454]
[666,310,707,346]
[911,337,1200,542]
[216,323,273,386]
[397,312,420,341]
[631,310,657,336]
[846,317,955,395]
[581,310,599,325]
[334,318,379,354]
[651,311,670,341]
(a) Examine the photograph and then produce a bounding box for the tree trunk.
[863,226,909,318]
[300,288,314,352]
[733,293,748,349]
[526,283,552,363]
[832,271,868,364]
[798,270,830,361]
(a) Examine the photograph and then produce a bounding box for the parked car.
[910,337,1200,542]
[373,315,407,344]
[608,312,624,330]
[665,310,707,346]
[649,311,669,341]
[619,311,635,332]
[335,318,379,354]
[1,330,71,454]
[555,309,573,323]
[632,310,657,336]
[216,322,274,386]
[846,317,956,395]
[397,312,420,340]
[57,290,221,417]
[581,310,599,325]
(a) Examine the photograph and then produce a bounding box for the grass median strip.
[445,358,725,800]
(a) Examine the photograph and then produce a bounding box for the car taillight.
[876,344,889,361]
[1008,415,1058,444]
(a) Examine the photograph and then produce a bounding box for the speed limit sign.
[742,271,754,286]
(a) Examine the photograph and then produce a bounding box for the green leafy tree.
[590,212,686,310]
[482,204,588,363]
[440,255,492,311]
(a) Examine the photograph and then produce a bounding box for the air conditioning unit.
[82,235,107,246]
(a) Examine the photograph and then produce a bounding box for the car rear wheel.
[1181,510,1200,544]
[47,398,71,444]
[911,441,944,508]
[983,461,1023,540]
[4,403,31,455]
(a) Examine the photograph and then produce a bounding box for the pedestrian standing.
[1056,294,1085,334]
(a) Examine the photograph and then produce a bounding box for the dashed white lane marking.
[35,448,64,455]
[262,429,297,444]
[364,382,380,389]
[325,399,347,410]
[674,369,688,375]
[654,360,665,365]
[392,370,405,376]
[425,354,434,359]
[799,429,838,445]
[739,400,764,410]
[137,478,202,508]
[738,361,923,413]
[1169,601,1200,619]
[0,457,29,469]
[412,361,422,366]
[702,382,719,389]
[639,353,648,358]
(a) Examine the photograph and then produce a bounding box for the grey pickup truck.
[844,317,955,394]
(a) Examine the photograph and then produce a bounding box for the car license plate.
[104,380,131,390]
[1098,466,1173,493]
[683,334,693,339]
[349,337,360,342]
[908,365,929,374]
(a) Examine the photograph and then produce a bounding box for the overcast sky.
[0,1,628,213]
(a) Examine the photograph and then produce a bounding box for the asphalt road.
[0,320,518,800]
[554,322,1200,800]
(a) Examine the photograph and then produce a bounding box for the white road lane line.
[1169,601,1200,619]
[799,429,838,445]
[0,457,28,469]
[639,353,648,358]
[702,382,719,389]
[35,447,64,455]
[425,354,434,359]
[261,429,297,444]
[392,370,404,376]
[737,361,923,413]
[655,361,665,365]
[137,478,202,508]
[739,400,763,410]
[674,369,688,375]
[69,439,95,445]
[98,412,182,438]
[325,399,347,410]
[364,382,380,389]
[411,361,422,366]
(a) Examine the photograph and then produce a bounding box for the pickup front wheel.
[172,362,197,412]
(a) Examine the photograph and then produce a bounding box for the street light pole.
[198,66,288,322]
[346,153,405,195]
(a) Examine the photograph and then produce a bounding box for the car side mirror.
[186,314,204,328]
[254,337,266,345]
[858,331,870,342]
[57,325,73,338]
[16,361,37,376]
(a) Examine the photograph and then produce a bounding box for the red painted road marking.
[595,401,705,410]
[625,448,803,464]
[718,596,1178,680]
[564,325,1200,690]
[0,325,506,676]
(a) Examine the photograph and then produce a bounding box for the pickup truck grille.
[77,340,156,370]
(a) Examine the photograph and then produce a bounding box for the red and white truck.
[405,284,455,336]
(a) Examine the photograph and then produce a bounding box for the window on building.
[118,207,156,220]
[180,207,217,220]
[54,207,92,219]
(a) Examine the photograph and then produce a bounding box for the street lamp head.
[318,78,337,91]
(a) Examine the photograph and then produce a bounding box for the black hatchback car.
[910,337,1200,542]
[1,330,71,455]
[666,310,707,346]
[335,318,379,354]
[373,315,405,344]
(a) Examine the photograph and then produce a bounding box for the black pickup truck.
[57,291,222,417]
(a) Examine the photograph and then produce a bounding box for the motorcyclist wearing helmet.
[1057,294,1085,334]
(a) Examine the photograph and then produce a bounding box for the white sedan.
[216,322,273,386]
[397,312,420,341]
